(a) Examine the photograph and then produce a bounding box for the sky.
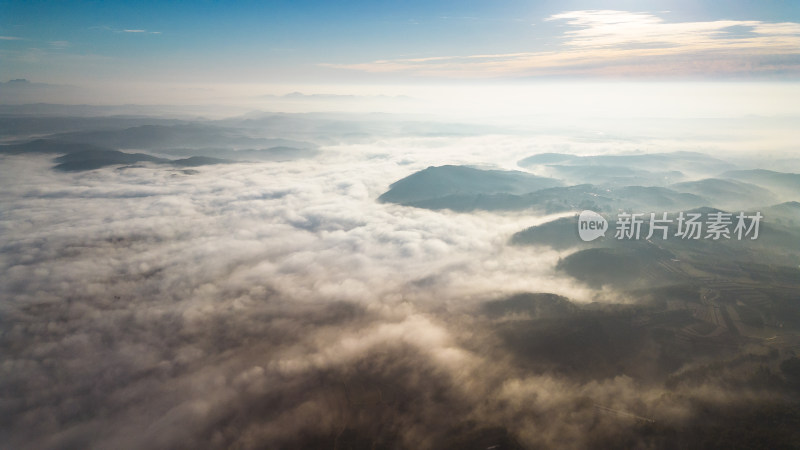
[1,0,800,106]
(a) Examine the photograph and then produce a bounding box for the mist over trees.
[1,105,800,449]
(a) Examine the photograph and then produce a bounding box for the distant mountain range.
[379,165,708,213]
[0,139,233,171]
[518,151,736,175]
[49,123,314,152]
[52,151,231,172]
[380,153,800,214]
[670,178,774,209]
[721,169,800,196]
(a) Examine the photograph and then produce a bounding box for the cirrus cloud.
[323,10,800,78]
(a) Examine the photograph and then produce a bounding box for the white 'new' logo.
[578,210,607,241]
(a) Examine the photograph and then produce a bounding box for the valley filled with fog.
[2,104,800,449]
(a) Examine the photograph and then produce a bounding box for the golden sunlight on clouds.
[324,10,800,78]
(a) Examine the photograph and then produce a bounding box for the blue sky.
[1,1,800,91]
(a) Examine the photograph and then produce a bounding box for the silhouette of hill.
[52,149,233,171]
[510,216,586,249]
[541,164,684,187]
[383,174,708,213]
[671,178,774,209]
[556,245,683,289]
[48,123,315,152]
[721,169,800,195]
[0,139,113,155]
[482,293,578,319]
[52,149,168,171]
[378,165,562,205]
[519,151,734,175]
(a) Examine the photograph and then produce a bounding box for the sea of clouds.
[0,127,789,448]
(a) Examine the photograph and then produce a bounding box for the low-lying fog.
[2,94,800,448]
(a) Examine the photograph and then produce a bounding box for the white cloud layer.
[1,128,796,448]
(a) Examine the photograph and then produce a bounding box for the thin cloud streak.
[90,26,161,35]
[123,29,161,34]
[324,10,800,78]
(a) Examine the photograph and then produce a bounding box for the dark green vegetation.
[381,174,708,213]
[512,209,800,287]
[473,283,800,448]
[377,165,562,205]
